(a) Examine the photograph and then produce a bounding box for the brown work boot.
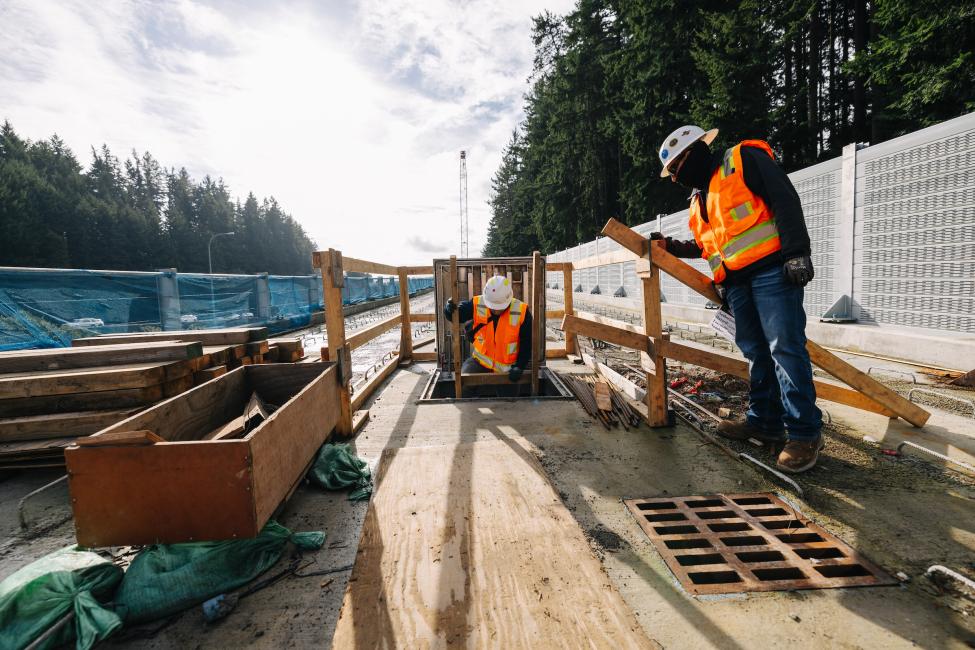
[776,437,825,474]
[716,417,784,442]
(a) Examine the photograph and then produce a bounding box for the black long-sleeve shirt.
[449,300,533,369]
[668,145,812,284]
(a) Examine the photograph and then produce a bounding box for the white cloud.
[0,0,575,266]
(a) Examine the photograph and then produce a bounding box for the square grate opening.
[624,493,897,595]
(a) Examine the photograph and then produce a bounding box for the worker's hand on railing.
[443,298,456,320]
[508,366,524,382]
[649,231,668,250]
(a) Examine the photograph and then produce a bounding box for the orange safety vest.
[688,140,782,284]
[470,295,527,373]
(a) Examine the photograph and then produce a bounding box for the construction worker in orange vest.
[444,275,533,395]
[656,125,823,473]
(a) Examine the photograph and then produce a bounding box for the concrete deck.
[2,359,973,648]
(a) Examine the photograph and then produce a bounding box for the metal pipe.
[896,440,975,474]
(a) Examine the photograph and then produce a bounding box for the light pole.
[208,231,235,323]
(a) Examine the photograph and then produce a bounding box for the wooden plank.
[398,265,434,276]
[0,408,140,442]
[267,337,303,355]
[601,217,649,257]
[661,340,896,417]
[571,248,639,271]
[331,441,655,649]
[531,251,542,396]
[0,360,193,399]
[246,341,269,356]
[642,272,669,427]
[0,385,165,418]
[75,429,164,447]
[347,314,402,350]
[0,341,204,373]
[409,312,436,323]
[397,269,413,361]
[341,256,399,276]
[806,341,930,427]
[248,365,341,526]
[649,242,723,303]
[595,380,613,410]
[412,351,438,362]
[203,415,245,441]
[546,347,568,359]
[563,264,576,355]
[460,373,531,386]
[71,327,267,347]
[545,309,565,319]
[352,354,400,411]
[545,262,568,271]
[323,248,353,436]
[450,256,463,400]
[561,314,653,355]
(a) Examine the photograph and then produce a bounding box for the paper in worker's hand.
[709,306,737,344]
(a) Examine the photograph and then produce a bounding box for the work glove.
[443,298,456,320]
[783,255,815,287]
[508,366,524,382]
[649,231,669,250]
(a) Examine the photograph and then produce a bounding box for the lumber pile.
[0,328,306,470]
[559,372,642,430]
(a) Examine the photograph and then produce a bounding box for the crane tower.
[459,150,469,257]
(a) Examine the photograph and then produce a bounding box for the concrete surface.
[1,359,973,648]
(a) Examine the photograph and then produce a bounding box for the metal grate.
[624,493,896,595]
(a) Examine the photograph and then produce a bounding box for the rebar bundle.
[558,373,642,430]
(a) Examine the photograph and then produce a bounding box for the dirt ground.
[1,331,973,646]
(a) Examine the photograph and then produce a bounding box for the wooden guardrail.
[558,219,931,429]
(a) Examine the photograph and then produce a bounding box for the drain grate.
[624,493,896,595]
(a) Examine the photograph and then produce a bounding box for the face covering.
[673,141,714,190]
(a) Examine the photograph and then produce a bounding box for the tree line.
[483,0,975,257]
[0,121,316,274]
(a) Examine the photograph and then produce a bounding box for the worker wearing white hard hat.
[654,124,822,474]
[444,275,533,391]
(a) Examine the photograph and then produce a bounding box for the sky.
[0,0,576,265]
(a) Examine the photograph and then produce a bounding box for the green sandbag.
[308,443,372,500]
[0,546,123,650]
[115,520,324,625]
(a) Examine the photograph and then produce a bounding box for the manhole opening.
[624,493,897,595]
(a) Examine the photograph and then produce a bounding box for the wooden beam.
[409,312,436,322]
[413,351,438,362]
[561,314,653,355]
[563,264,575,355]
[0,408,141,442]
[545,262,568,271]
[642,270,669,427]
[546,347,567,359]
[75,429,164,447]
[601,217,648,257]
[571,249,639,271]
[660,340,896,417]
[0,341,204,373]
[806,341,930,427]
[398,265,434,276]
[450,256,463,399]
[531,251,542,396]
[72,327,267,347]
[460,373,531,386]
[0,360,193,399]
[649,243,723,304]
[347,314,402,350]
[322,249,353,436]
[341,256,399,276]
[545,309,565,319]
[352,353,400,411]
[397,270,413,362]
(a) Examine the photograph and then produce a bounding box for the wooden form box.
[65,363,341,547]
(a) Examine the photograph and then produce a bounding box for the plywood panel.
[331,440,655,649]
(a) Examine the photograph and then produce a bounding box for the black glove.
[783,255,815,287]
[443,298,456,320]
[649,231,669,250]
[508,366,524,382]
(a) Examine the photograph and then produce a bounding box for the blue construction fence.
[0,267,433,351]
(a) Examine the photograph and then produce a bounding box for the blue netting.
[0,268,434,350]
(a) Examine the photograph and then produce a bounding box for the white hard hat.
[481,275,513,310]
[659,125,719,177]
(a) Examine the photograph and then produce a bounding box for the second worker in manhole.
[655,125,823,474]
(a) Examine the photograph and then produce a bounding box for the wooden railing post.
[642,241,670,427]
[397,268,413,363]
[562,264,576,355]
[531,251,543,396]
[450,256,463,399]
[321,249,353,436]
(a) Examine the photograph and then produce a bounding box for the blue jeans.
[725,266,822,441]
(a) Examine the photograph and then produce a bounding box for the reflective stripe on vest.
[471,295,524,372]
[707,253,723,273]
[472,347,510,373]
[722,220,780,261]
